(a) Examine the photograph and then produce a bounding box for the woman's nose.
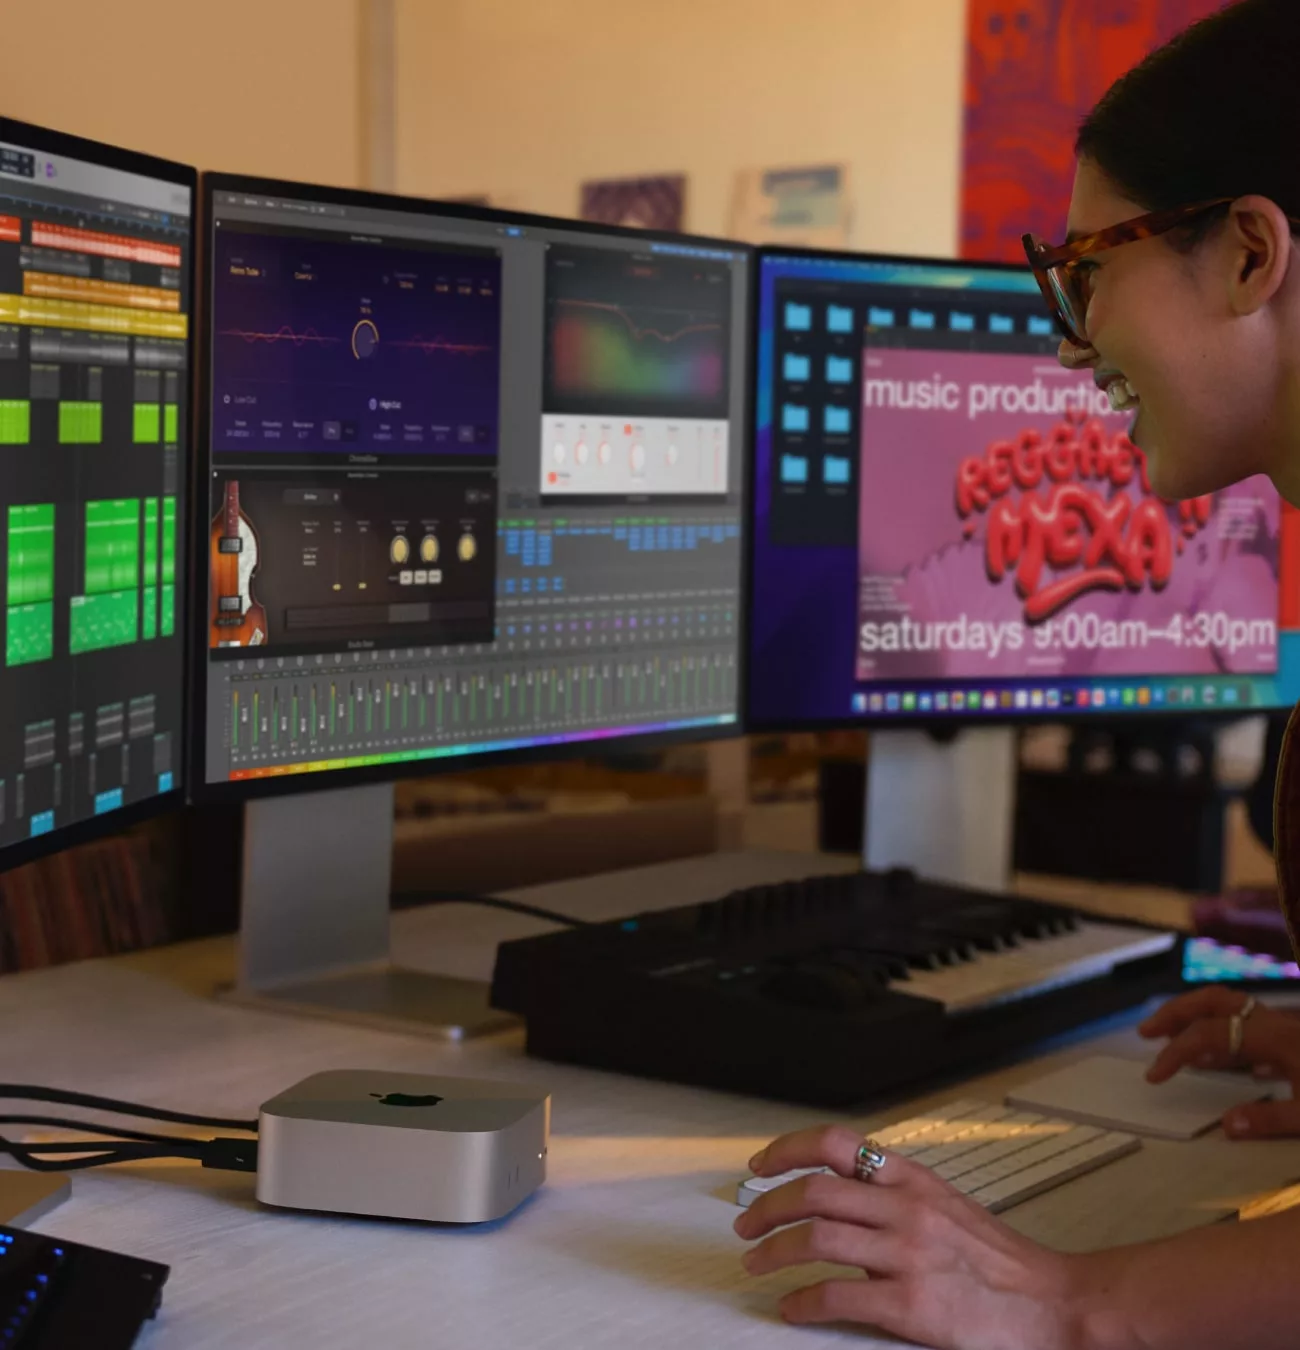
[1057,337,1099,369]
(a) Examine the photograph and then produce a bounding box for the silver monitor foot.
[221,966,516,1040]
[865,727,1017,890]
[229,782,516,1038]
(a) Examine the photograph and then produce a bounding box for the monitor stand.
[220,781,516,1039]
[863,727,1017,892]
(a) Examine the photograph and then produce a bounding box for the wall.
[394,0,968,258]
[2,0,361,185]
[4,0,967,261]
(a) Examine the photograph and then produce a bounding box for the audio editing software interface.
[0,137,190,843]
[203,189,748,783]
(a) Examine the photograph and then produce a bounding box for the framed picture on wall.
[578,175,686,231]
[727,164,852,248]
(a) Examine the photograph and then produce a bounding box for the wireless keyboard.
[490,867,1181,1106]
[737,1099,1141,1214]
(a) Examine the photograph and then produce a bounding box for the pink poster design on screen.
[855,347,1279,682]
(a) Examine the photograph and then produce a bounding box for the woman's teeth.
[1107,378,1140,412]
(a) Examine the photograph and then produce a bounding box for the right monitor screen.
[749,251,1300,726]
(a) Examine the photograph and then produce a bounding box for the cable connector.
[200,1137,259,1173]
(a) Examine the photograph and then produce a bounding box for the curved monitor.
[747,247,1297,729]
[194,176,750,800]
[0,117,194,869]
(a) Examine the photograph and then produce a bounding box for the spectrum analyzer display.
[540,246,732,499]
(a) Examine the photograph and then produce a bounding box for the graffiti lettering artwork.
[954,418,1213,621]
[855,348,1278,681]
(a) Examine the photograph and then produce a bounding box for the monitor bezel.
[744,242,1282,734]
[191,172,753,804]
[0,116,196,876]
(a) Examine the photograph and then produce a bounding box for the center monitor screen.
[748,251,1299,725]
[198,180,749,790]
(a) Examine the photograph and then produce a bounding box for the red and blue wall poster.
[960,0,1227,263]
[955,1,1300,628]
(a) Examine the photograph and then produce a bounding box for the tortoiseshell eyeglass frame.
[1022,197,1238,347]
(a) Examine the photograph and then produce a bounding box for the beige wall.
[2,0,361,185]
[3,1,966,246]
[394,0,967,258]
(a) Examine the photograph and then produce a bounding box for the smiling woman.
[1040,0,1300,505]
[737,3,1300,1347]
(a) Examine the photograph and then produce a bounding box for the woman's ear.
[1225,195,1293,316]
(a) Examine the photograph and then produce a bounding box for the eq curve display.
[212,224,502,458]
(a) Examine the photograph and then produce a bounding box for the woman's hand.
[733,1124,1085,1349]
[1139,985,1300,1137]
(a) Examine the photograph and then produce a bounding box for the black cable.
[0,1135,258,1174]
[403,889,593,927]
[0,1088,260,1175]
[0,1132,172,1173]
[0,1115,187,1144]
[0,1085,257,1133]
[2,1140,205,1160]
[0,1148,139,1174]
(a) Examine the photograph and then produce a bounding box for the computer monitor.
[0,118,194,870]
[747,246,1296,890]
[748,247,1296,729]
[196,175,751,1032]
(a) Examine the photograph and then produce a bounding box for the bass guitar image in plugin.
[210,480,268,648]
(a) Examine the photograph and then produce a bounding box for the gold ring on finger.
[854,1139,887,1183]
[1229,1013,1245,1058]
[1229,996,1259,1059]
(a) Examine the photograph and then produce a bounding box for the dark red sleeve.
[1272,703,1300,962]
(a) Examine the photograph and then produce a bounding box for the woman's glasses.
[1022,198,1237,347]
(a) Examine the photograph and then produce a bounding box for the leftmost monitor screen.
[0,120,193,858]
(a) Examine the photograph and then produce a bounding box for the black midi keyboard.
[490,868,1181,1107]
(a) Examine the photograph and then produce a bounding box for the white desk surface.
[6,849,1300,1350]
